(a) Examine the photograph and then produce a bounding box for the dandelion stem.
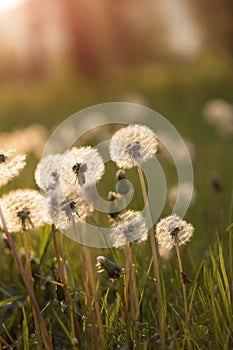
[124,245,139,338]
[81,223,106,349]
[175,245,189,323]
[119,277,133,350]
[23,231,43,350]
[51,224,83,349]
[137,167,165,350]
[0,208,53,350]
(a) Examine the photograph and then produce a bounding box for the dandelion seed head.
[0,189,48,232]
[203,98,233,135]
[111,210,148,247]
[60,146,105,195]
[0,149,26,188]
[34,153,65,192]
[109,124,158,169]
[156,214,194,250]
[45,189,94,231]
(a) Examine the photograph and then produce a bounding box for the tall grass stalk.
[0,208,53,350]
[137,167,165,349]
[51,224,83,350]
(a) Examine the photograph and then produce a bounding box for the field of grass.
[0,58,232,349]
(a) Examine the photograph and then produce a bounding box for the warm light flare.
[0,0,25,13]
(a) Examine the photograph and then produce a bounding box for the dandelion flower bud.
[34,153,65,192]
[108,191,120,221]
[155,214,194,250]
[111,210,148,248]
[109,124,158,169]
[0,189,48,232]
[0,149,26,187]
[96,256,122,280]
[60,146,105,195]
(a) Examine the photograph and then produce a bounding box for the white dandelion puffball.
[0,149,26,187]
[60,146,105,195]
[45,189,94,231]
[203,99,233,135]
[34,153,65,192]
[111,210,148,248]
[0,189,49,233]
[156,214,194,250]
[109,124,158,169]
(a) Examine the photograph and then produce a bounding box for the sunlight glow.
[0,0,25,13]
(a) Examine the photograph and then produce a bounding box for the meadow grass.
[0,60,233,349]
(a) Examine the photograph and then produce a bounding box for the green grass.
[0,58,233,349]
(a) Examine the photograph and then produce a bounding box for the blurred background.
[0,0,233,242]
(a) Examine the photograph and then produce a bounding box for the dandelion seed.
[34,153,65,192]
[60,146,105,195]
[45,190,94,231]
[96,256,122,279]
[0,149,26,187]
[155,214,194,250]
[111,210,148,248]
[0,189,48,232]
[109,124,158,169]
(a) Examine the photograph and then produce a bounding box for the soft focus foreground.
[0,0,233,349]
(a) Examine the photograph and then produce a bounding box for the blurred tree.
[187,0,233,55]
[60,0,165,76]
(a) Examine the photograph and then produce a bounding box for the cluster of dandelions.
[0,123,195,350]
[0,145,103,233]
[0,123,194,252]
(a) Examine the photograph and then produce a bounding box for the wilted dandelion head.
[111,210,148,248]
[45,189,94,231]
[34,153,65,192]
[96,256,122,280]
[0,189,48,232]
[109,124,158,169]
[0,149,26,188]
[156,214,194,250]
[60,146,105,195]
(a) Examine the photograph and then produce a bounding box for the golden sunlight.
[0,0,25,13]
